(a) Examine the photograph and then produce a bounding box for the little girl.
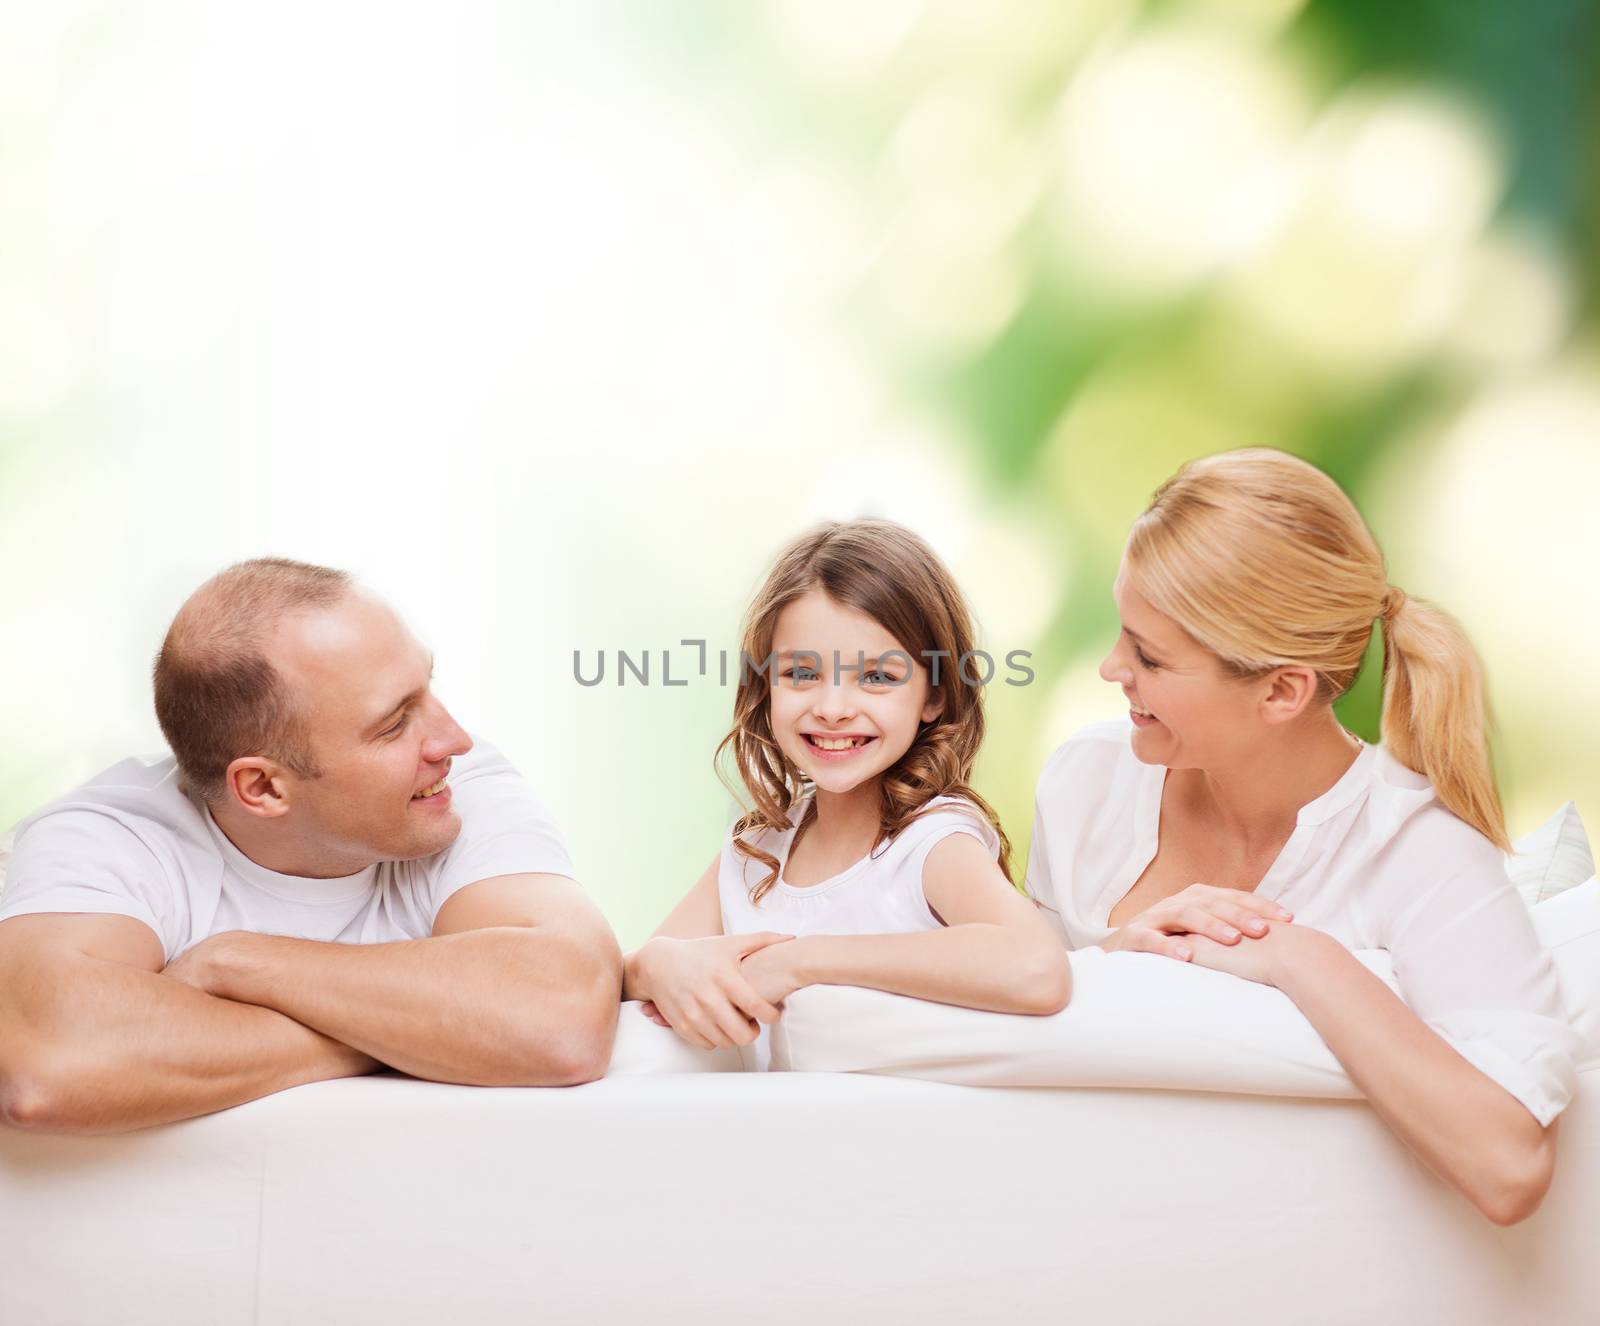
[623,518,1070,1063]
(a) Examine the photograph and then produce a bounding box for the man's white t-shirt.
[1025,717,1580,1125]
[0,737,575,964]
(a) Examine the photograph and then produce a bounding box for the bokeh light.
[2,1,1597,946]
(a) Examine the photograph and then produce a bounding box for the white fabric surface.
[3,1068,1597,1325]
[771,882,1597,1122]
[0,737,573,962]
[1025,718,1576,1122]
[607,1001,742,1075]
[718,792,1001,936]
[1531,876,1600,1064]
[1510,801,1595,904]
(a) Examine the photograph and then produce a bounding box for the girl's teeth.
[811,736,865,751]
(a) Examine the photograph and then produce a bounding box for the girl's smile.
[801,732,880,761]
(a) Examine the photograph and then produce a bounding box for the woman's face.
[766,587,944,798]
[1098,560,1264,770]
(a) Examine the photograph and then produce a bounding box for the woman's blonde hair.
[1126,447,1509,851]
[718,518,1013,902]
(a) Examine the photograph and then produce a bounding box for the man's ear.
[224,758,292,818]
[1260,666,1320,725]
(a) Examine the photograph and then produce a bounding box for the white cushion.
[1509,802,1594,904]
[1531,876,1600,1066]
[773,883,1600,1091]
[605,1002,742,1075]
[772,946,1372,1095]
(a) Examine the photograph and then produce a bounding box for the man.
[0,558,621,1134]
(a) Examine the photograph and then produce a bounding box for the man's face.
[269,590,473,868]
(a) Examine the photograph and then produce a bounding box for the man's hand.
[1,915,380,1134]
[159,930,259,997]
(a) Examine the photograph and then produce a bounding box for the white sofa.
[3,832,1598,1324]
[3,976,1598,1325]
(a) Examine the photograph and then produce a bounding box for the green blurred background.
[1,1,1596,946]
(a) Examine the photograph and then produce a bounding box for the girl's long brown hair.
[717,518,1013,902]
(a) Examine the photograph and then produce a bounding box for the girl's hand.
[634,932,794,1050]
[739,938,807,1007]
[1101,883,1292,961]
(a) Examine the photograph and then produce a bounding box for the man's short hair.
[153,557,353,803]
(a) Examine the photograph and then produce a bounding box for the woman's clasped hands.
[1101,883,1294,973]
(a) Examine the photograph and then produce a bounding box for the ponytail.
[1379,590,1510,852]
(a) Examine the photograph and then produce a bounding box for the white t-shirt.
[718,793,1003,940]
[718,793,1003,1072]
[0,737,575,965]
[1025,718,1579,1125]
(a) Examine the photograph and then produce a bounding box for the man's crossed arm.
[0,876,623,1135]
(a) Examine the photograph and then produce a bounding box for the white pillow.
[0,828,11,903]
[605,1001,744,1076]
[771,883,1600,1090]
[772,946,1368,1096]
[1530,876,1600,1066]
[1508,802,1594,904]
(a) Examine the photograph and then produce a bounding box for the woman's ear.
[1260,666,1319,725]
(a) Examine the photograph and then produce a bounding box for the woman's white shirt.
[1025,718,1579,1125]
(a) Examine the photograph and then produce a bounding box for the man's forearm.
[1,957,379,1135]
[210,927,619,1086]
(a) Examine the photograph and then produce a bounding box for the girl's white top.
[718,793,1002,940]
[718,793,1002,1071]
[1025,718,1579,1124]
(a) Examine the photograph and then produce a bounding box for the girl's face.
[1098,560,1265,771]
[767,587,944,798]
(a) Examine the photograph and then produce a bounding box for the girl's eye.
[863,669,895,685]
[783,667,819,682]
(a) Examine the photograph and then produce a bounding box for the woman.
[1026,448,1578,1226]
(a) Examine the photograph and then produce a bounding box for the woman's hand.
[1182,922,1315,985]
[631,932,793,1050]
[1101,884,1293,961]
